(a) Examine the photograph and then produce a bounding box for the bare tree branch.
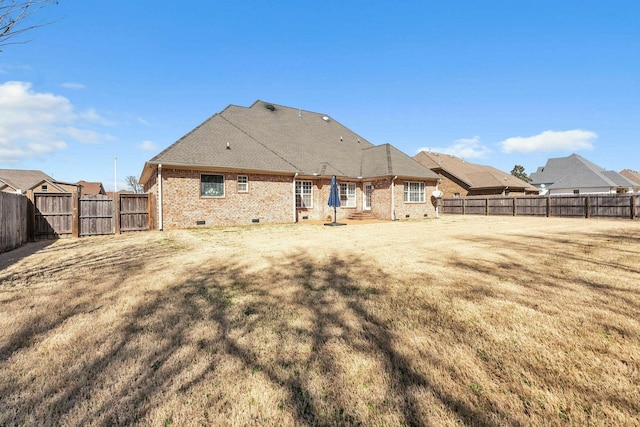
[0,0,59,51]
[125,176,144,194]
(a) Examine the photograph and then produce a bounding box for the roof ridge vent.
[265,104,276,112]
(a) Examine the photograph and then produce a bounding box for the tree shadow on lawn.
[0,239,55,271]
[0,247,504,426]
[442,232,640,421]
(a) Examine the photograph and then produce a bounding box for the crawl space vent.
[196,220,206,226]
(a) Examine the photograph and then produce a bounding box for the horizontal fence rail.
[441,195,639,220]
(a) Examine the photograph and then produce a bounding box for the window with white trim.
[237,175,248,193]
[340,183,356,207]
[295,180,313,208]
[41,184,48,192]
[201,174,224,197]
[404,181,425,202]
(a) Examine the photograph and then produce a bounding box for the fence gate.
[119,193,150,232]
[79,196,114,236]
[34,193,74,239]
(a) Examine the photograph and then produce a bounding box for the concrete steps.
[346,211,378,221]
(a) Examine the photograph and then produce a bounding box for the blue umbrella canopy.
[327,175,341,207]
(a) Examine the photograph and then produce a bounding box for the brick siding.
[159,169,293,228]
[145,167,438,228]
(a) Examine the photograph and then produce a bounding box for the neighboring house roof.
[0,169,61,192]
[530,154,639,190]
[0,169,80,194]
[413,151,537,191]
[141,101,439,183]
[77,180,106,195]
[0,169,53,191]
[620,169,640,186]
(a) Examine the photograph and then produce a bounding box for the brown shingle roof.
[0,169,56,192]
[620,169,640,186]
[77,181,106,195]
[414,151,538,191]
[142,101,439,183]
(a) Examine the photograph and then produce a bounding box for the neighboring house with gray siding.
[530,154,640,195]
[140,101,440,229]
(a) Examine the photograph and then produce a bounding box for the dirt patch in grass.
[1,216,639,426]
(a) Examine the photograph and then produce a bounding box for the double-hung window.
[404,182,425,203]
[295,181,313,208]
[237,175,248,193]
[201,174,224,197]
[340,183,356,207]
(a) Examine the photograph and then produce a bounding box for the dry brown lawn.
[1,216,639,426]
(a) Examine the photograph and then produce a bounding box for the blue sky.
[1,1,638,190]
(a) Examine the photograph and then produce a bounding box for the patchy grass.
[1,216,639,426]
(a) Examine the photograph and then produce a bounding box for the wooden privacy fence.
[1,192,29,253]
[34,193,75,239]
[79,196,114,237]
[32,192,154,239]
[441,194,639,219]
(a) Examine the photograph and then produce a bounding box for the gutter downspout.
[391,175,398,221]
[292,172,299,223]
[158,164,163,231]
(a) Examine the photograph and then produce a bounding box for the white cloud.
[0,81,112,162]
[416,135,491,160]
[80,108,114,126]
[62,127,114,144]
[499,129,597,153]
[60,82,86,90]
[139,140,157,151]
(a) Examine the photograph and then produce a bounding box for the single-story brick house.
[140,101,440,229]
[413,151,538,197]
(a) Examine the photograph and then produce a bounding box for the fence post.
[26,192,35,241]
[72,192,79,238]
[585,196,591,219]
[148,194,155,230]
[546,197,551,217]
[485,198,489,216]
[462,198,466,215]
[632,195,637,220]
[114,194,121,234]
[513,197,517,216]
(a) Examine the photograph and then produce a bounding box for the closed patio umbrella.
[325,175,346,226]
